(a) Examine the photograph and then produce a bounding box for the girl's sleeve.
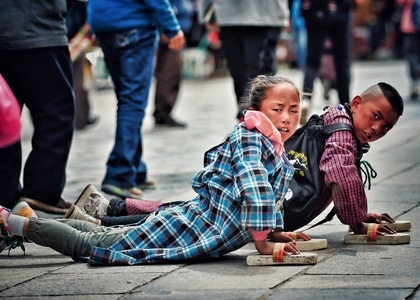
[232,132,278,231]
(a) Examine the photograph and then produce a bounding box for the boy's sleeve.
[319,128,369,224]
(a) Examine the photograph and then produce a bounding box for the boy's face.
[350,95,400,143]
[259,83,300,142]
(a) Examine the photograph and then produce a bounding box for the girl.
[0,75,309,265]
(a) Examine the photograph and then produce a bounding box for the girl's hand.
[254,240,300,255]
[267,230,311,242]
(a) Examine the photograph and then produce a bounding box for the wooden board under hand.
[344,232,410,245]
[246,252,317,266]
[296,239,327,251]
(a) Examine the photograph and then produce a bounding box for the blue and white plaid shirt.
[88,123,294,265]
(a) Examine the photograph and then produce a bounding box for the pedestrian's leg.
[219,26,247,107]
[154,41,183,123]
[3,47,74,206]
[331,20,351,105]
[99,29,158,192]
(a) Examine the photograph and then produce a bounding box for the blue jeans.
[97,27,158,188]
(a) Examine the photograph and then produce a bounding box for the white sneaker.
[74,184,109,218]
[64,205,98,224]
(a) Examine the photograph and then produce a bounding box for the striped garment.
[317,106,370,224]
[87,122,294,265]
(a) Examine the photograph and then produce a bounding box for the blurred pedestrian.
[396,0,420,100]
[300,0,356,124]
[0,0,75,214]
[87,0,185,199]
[199,0,290,121]
[66,0,98,130]
[153,0,194,128]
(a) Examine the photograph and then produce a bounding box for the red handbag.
[0,73,21,147]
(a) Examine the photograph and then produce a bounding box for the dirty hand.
[167,31,185,51]
[268,230,311,242]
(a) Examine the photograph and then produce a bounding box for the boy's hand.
[365,212,395,224]
[350,222,396,235]
[268,230,311,242]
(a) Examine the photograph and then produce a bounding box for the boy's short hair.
[378,82,404,116]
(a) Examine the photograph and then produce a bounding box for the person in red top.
[317,82,403,235]
[396,0,420,100]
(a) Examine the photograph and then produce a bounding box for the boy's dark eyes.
[373,113,379,119]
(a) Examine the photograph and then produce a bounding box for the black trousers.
[303,17,351,105]
[153,39,183,122]
[219,26,279,116]
[0,47,75,208]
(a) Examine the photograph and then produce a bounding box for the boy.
[272,82,404,240]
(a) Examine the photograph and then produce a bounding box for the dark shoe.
[101,184,143,200]
[107,198,127,216]
[136,178,157,190]
[410,81,419,100]
[87,115,99,126]
[20,197,70,215]
[155,116,187,128]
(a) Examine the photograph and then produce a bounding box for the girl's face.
[259,83,300,142]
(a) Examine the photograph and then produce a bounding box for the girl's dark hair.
[377,82,404,116]
[239,75,299,113]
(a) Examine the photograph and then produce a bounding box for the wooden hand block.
[296,238,327,251]
[246,252,317,266]
[386,220,411,232]
[344,232,410,245]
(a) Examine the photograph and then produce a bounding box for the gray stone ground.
[1,60,419,299]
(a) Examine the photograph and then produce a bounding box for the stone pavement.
[1,60,419,299]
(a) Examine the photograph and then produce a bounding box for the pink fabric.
[247,228,271,241]
[126,198,163,215]
[0,74,21,148]
[397,0,418,33]
[244,110,284,155]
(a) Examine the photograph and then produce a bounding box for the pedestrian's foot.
[410,81,419,100]
[136,178,157,190]
[299,98,311,125]
[410,89,418,100]
[20,197,70,215]
[155,116,187,128]
[101,184,143,200]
